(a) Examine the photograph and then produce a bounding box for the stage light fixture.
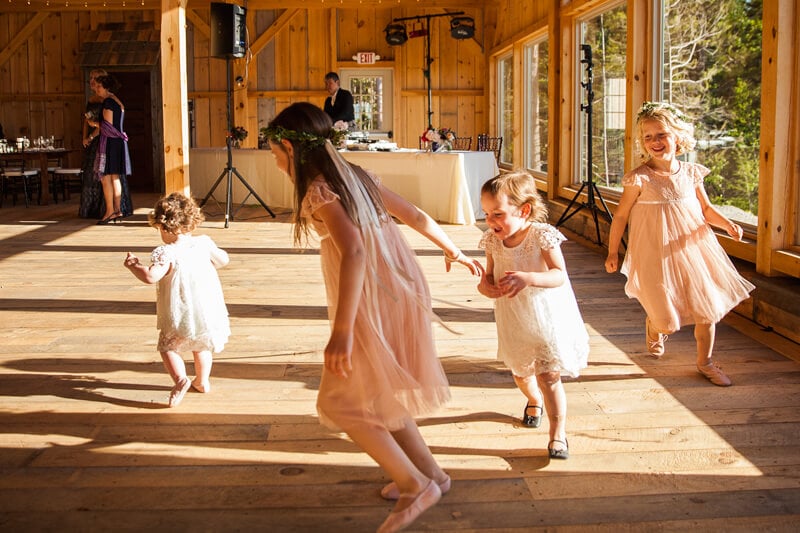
[384,23,408,46]
[450,16,475,40]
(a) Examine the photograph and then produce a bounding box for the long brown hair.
[267,102,386,245]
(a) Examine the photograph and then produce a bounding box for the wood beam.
[249,8,299,57]
[0,12,49,67]
[186,8,210,39]
[161,0,191,195]
[0,0,485,13]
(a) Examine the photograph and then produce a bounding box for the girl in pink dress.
[263,102,483,533]
[605,102,755,386]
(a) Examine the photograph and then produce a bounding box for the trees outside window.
[524,38,549,174]
[662,0,762,227]
[498,52,514,165]
[579,3,628,190]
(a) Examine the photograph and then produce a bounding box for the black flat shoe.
[548,439,569,460]
[522,404,542,428]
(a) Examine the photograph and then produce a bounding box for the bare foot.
[191,379,210,393]
[169,378,191,407]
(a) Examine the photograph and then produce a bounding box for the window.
[524,37,548,175]
[660,0,762,228]
[578,3,628,190]
[341,69,393,134]
[497,52,514,165]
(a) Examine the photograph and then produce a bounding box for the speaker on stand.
[210,2,246,59]
[200,2,275,226]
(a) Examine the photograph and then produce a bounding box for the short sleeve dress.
[302,178,450,432]
[152,234,230,354]
[620,162,755,333]
[479,223,590,378]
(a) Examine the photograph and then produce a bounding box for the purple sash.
[94,119,133,180]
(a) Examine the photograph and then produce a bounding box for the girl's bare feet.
[191,379,210,393]
[169,377,191,407]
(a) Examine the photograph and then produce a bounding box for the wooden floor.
[1,193,799,532]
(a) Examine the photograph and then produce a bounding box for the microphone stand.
[199,56,275,227]
[556,44,617,246]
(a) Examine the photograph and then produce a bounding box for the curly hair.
[634,101,696,161]
[148,192,205,235]
[481,171,548,223]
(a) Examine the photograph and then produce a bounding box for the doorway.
[113,71,155,192]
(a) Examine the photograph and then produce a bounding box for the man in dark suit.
[323,72,355,126]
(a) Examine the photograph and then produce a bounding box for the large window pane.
[524,38,548,174]
[579,3,627,190]
[662,0,761,227]
[498,53,514,164]
[342,69,394,135]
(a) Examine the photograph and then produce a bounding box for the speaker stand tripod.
[556,44,618,247]
[199,57,275,227]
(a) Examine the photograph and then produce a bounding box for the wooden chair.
[477,134,503,163]
[451,137,472,150]
[50,168,82,203]
[1,153,41,207]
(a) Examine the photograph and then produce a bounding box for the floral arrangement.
[422,126,456,150]
[332,120,350,148]
[229,126,248,141]
[422,126,441,144]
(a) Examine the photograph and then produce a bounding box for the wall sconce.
[384,23,408,46]
[450,16,475,39]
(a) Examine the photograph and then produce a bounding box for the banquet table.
[188,148,498,224]
[0,148,74,206]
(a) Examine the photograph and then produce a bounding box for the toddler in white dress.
[124,192,230,407]
[478,171,589,459]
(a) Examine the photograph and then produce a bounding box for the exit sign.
[355,52,379,64]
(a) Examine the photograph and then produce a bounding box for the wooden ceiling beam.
[0,0,485,13]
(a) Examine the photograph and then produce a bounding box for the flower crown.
[261,124,348,150]
[637,101,687,122]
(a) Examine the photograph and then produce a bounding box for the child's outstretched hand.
[444,250,484,276]
[124,252,140,269]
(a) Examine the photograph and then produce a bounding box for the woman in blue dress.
[91,74,133,224]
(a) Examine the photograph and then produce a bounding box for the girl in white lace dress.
[124,192,230,407]
[478,172,589,460]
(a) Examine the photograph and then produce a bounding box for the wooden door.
[114,71,155,192]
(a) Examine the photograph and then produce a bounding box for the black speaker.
[210,2,246,59]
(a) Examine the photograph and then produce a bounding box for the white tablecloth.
[188,148,498,224]
[188,148,295,212]
[342,150,498,224]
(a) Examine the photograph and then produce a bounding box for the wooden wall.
[187,6,488,150]
[0,6,492,163]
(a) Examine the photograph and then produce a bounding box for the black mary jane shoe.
[548,439,569,460]
[522,404,543,428]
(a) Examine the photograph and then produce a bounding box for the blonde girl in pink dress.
[263,103,483,533]
[605,102,754,386]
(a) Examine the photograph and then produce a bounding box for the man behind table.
[323,72,355,126]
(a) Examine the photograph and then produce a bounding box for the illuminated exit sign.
[355,52,380,64]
